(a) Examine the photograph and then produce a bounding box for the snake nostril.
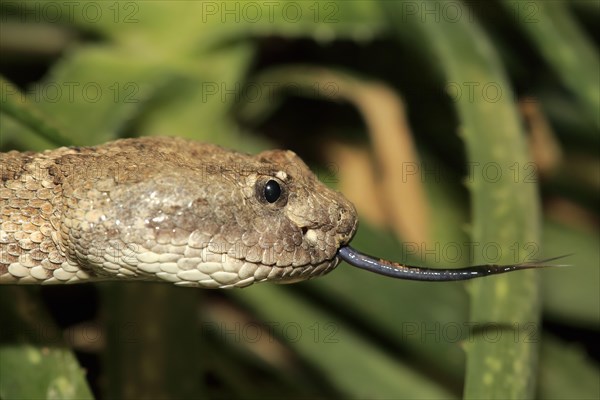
[301,227,308,235]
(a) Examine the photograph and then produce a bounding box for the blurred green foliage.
[0,1,598,399]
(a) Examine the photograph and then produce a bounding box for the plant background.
[0,1,598,399]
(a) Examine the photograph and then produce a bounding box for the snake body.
[1,137,357,288]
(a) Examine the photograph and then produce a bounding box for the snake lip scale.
[1,137,562,288]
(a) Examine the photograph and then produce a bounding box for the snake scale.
[1,137,558,288]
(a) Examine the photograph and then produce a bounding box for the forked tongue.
[337,246,571,282]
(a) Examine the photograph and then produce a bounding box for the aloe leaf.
[380,1,542,398]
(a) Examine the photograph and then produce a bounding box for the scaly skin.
[0,137,357,288]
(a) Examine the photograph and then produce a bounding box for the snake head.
[65,137,357,288]
[243,148,358,283]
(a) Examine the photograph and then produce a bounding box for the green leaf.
[0,287,93,400]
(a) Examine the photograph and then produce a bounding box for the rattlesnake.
[0,137,556,288]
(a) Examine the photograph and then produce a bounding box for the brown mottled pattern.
[0,137,357,288]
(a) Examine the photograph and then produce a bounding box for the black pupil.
[264,180,281,203]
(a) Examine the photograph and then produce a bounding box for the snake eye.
[256,177,287,207]
[264,179,281,203]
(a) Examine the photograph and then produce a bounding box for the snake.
[1,137,558,288]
